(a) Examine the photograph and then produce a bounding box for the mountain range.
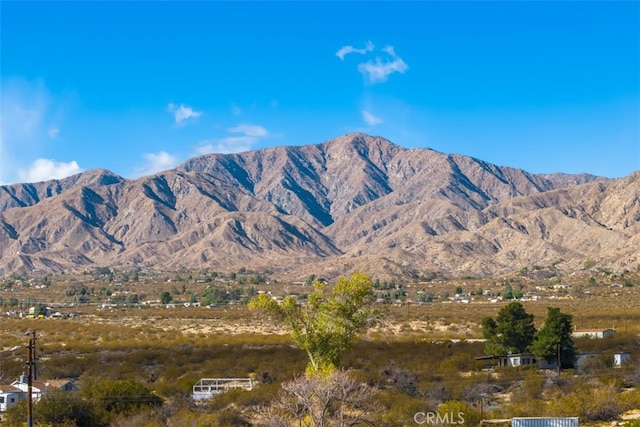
[1,133,638,279]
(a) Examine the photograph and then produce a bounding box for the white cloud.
[362,110,382,126]
[167,103,202,125]
[194,123,271,155]
[337,42,408,84]
[336,41,375,60]
[358,45,408,83]
[133,151,180,178]
[48,127,59,138]
[228,124,269,137]
[18,158,82,183]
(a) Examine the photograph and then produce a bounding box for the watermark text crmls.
[414,411,465,425]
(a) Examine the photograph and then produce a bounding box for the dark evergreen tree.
[160,291,172,304]
[482,301,536,355]
[531,307,577,368]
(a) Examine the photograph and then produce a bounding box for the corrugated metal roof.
[511,417,579,427]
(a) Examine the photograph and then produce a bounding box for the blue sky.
[1,1,638,185]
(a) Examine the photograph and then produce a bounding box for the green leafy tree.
[249,272,379,376]
[530,307,577,368]
[482,301,535,355]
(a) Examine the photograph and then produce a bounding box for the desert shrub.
[380,361,420,397]
[439,352,477,374]
[512,371,545,400]
[578,354,613,375]
[0,400,28,427]
[106,410,166,427]
[211,409,251,426]
[619,389,640,410]
[505,396,546,418]
[81,378,163,422]
[202,388,262,412]
[574,332,639,354]
[376,390,429,427]
[35,389,104,426]
[624,362,640,387]
[546,381,626,421]
[461,380,502,405]
[258,369,379,427]
[438,400,481,427]
[422,383,453,405]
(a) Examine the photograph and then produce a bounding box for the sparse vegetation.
[0,268,639,425]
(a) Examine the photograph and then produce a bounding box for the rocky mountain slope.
[0,133,637,279]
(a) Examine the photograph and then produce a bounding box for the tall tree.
[248,272,379,376]
[530,307,577,368]
[482,301,536,355]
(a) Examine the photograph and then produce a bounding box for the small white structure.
[0,385,22,412]
[614,352,631,367]
[9,373,77,404]
[572,328,616,339]
[504,353,537,367]
[192,378,254,401]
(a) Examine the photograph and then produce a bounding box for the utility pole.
[556,343,561,377]
[25,330,36,427]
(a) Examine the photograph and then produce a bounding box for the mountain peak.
[0,134,634,279]
[323,132,398,148]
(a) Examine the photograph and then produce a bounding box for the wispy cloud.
[362,110,382,126]
[132,151,180,178]
[48,127,59,138]
[336,41,375,60]
[1,80,48,145]
[358,46,408,84]
[228,124,269,137]
[167,103,202,125]
[231,103,242,116]
[195,123,270,155]
[0,78,69,184]
[18,158,82,183]
[337,43,408,84]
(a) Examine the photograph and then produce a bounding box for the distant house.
[572,328,616,339]
[476,353,556,370]
[8,373,77,405]
[0,385,22,413]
